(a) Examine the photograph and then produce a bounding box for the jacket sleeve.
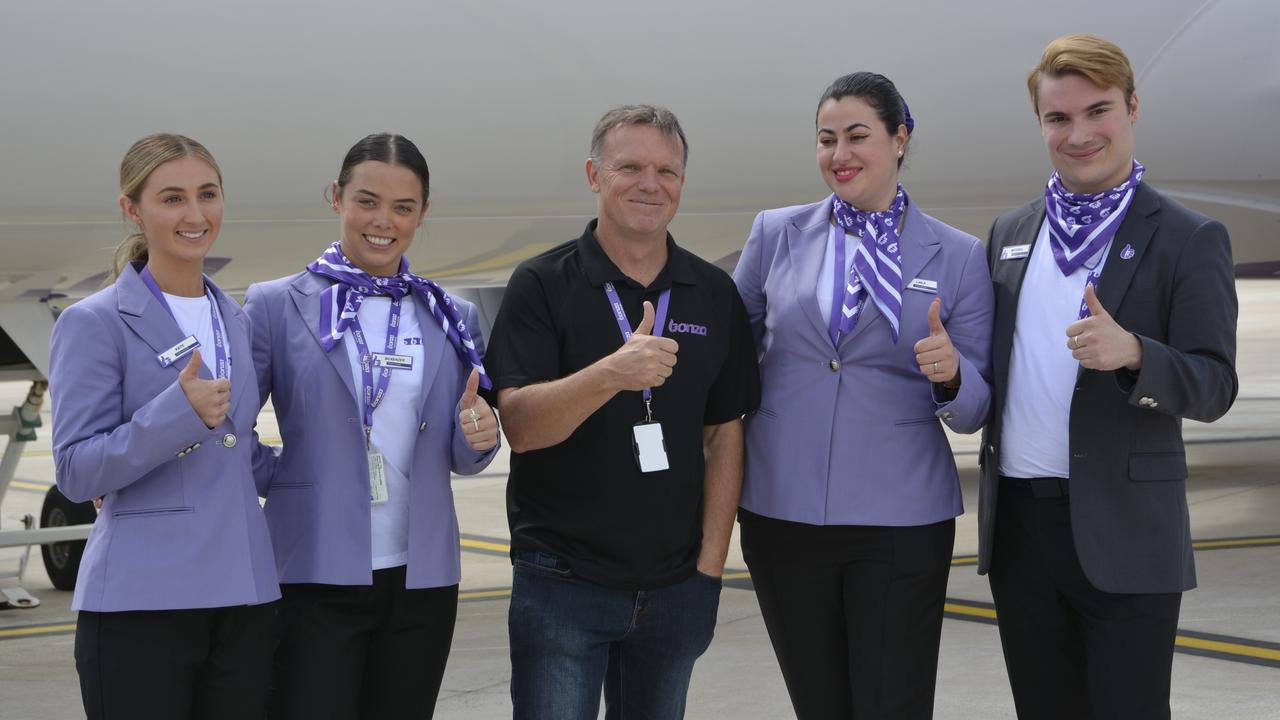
[243,283,281,497]
[933,236,995,434]
[1123,219,1238,421]
[733,211,770,352]
[51,303,218,503]
[451,301,500,475]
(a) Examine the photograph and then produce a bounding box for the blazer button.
[222,433,237,448]
[941,411,954,421]
[419,422,428,432]
[829,359,840,372]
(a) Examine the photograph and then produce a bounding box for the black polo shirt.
[484,220,760,590]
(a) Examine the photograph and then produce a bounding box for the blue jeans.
[508,550,721,720]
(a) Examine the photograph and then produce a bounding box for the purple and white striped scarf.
[1044,160,1144,276]
[831,186,908,343]
[306,242,491,390]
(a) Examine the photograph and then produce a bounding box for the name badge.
[632,422,669,473]
[1000,244,1031,261]
[157,335,200,368]
[368,449,389,504]
[906,278,938,294]
[373,353,414,370]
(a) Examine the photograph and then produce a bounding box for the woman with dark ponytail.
[732,74,995,717]
[244,133,498,719]
[51,133,280,719]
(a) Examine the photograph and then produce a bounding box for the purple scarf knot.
[306,242,491,390]
[1044,160,1144,276]
[830,186,908,343]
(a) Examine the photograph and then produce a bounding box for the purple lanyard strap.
[140,265,230,380]
[603,282,671,408]
[348,300,402,443]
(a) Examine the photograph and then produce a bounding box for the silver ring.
[467,408,479,422]
[1071,335,1080,349]
[471,418,480,433]
[932,361,939,374]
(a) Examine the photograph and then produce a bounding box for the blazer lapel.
[1095,183,1158,316]
[288,274,360,405]
[992,202,1044,382]
[116,266,189,369]
[414,293,447,417]
[785,202,835,344]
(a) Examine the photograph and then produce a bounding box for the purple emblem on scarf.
[1044,160,1144,276]
[829,185,908,344]
[306,242,491,390]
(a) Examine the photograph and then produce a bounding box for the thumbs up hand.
[179,349,231,429]
[604,300,680,392]
[913,298,960,387]
[458,368,498,451]
[1065,284,1143,371]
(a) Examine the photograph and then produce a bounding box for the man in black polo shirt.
[485,104,760,720]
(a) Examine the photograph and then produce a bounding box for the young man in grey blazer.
[978,34,1238,719]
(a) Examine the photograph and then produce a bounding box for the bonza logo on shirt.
[401,337,424,345]
[666,318,707,336]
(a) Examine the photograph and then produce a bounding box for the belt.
[1000,476,1069,498]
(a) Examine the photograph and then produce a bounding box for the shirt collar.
[576,219,698,290]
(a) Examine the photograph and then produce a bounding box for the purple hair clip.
[902,100,915,133]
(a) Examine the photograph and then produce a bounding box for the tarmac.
[1,280,1278,719]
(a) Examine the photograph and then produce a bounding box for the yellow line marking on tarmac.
[459,589,512,601]
[460,538,512,553]
[1193,537,1280,550]
[1177,635,1280,662]
[722,571,751,581]
[944,602,998,620]
[10,480,49,491]
[0,623,76,639]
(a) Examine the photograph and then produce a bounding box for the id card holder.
[368,449,389,504]
[632,422,669,473]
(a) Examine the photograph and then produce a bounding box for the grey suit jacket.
[978,183,1238,593]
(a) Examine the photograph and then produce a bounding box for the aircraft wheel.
[40,486,96,591]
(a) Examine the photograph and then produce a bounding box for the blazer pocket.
[112,506,194,519]
[1128,452,1187,482]
[753,407,778,420]
[271,482,315,490]
[894,417,938,427]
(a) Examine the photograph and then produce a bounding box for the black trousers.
[740,509,955,720]
[75,602,279,720]
[988,481,1182,720]
[268,565,458,720]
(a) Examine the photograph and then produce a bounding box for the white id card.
[373,353,414,370]
[632,422,669,473]
[1000,244,1031,260]
[368,450,389,504]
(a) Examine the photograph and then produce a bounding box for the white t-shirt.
[162,291,231,379]
[999,220,1110,478]
[341,297,428,570]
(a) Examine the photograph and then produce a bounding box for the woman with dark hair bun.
[732,73,995,717]
[244,133,499,719]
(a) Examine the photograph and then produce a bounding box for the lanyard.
[140,265,230,379]
[603,282,670,421]
[348,299,402,447]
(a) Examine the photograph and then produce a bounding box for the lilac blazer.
[50,264,280,612]
[734,196,994,526]
[244,271,496,589]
